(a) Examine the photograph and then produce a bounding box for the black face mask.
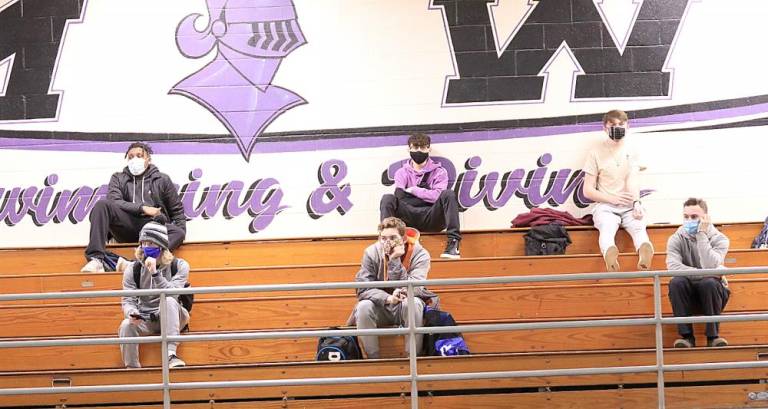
[410,151,429,165]
[608,126,626,141]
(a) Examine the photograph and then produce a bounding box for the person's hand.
[396,287,407,301]
[144,257,157,275]
[632,201,645,220]
[129,312,143,326]
[389,242,406,259]
[387,288,407,305]
[698,213,711,233]
[142,206,162,217]
[613,192,635,207]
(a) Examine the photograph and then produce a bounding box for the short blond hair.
[603,109,628,125]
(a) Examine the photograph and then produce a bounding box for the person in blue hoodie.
[380,133,461,259]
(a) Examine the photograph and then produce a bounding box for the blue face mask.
[142,246,162,259]
[683,220,699,235]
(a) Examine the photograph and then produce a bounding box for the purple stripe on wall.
[2,101,768,155]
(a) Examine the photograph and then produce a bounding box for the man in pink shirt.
[380,133,461,259]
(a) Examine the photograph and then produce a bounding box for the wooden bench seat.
[0,222,760,275]
[1,348,766,407]
[1,249,766,304]
[1,269,767,338]
[3,307,768,372]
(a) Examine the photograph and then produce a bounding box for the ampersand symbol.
[306,159,353,219]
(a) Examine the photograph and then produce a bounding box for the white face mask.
[127,157,146,176]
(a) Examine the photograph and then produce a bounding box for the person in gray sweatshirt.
[667,198,730,348]
[119,222,190,368]
[348,217,437,359]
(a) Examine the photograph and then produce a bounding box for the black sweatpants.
[668,276,730,338]
[379,189,461,241]
[85,199,186,261]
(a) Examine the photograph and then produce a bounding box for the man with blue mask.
[81,142,186,272]
[119,222,190,368]
[667,198,730,348]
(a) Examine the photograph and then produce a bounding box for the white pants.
[118,297,189,368]
[593,203,650,255]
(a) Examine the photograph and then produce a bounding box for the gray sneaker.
[168,354,186,368]
[81,258,105,273]
[673,338,694,348]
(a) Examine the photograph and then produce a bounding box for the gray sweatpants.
[118,297,189,368]
[593,203,650,254]
[355,298,425,359]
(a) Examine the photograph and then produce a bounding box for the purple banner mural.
[170,0,307,161]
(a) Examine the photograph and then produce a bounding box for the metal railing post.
[653,274,666,409]
[159,292,171,409]
[406,283,419,409]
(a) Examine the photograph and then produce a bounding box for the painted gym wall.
[0,0,766,247]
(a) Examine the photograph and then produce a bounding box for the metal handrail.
[0,266,766,409]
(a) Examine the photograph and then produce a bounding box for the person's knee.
[380,194,397,207]
[356,300,376,321]
[438,189,456,202]
[90,199,114,218]
[165,297,181,310]
[699,278,721,294]
[407,297,425,312]
[669,277,687,294]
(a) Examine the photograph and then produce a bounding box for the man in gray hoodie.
[667,198,730,348]
[349,217,436,359]
[119,222,190,368]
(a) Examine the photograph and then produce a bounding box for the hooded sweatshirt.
[666,224,730,280]
[108,164,186,229]
[347,229,440,325]
[393,158,448,204]
[121,257,190,317]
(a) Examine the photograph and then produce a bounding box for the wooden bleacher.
[0,222,759,273]
[0,222,766,408]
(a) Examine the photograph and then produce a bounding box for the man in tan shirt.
[582,110,653,271]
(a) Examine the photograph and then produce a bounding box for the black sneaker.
[440,239,460,259]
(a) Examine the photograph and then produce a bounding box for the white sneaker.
[168,354,186,368]
[81,258,105,273]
